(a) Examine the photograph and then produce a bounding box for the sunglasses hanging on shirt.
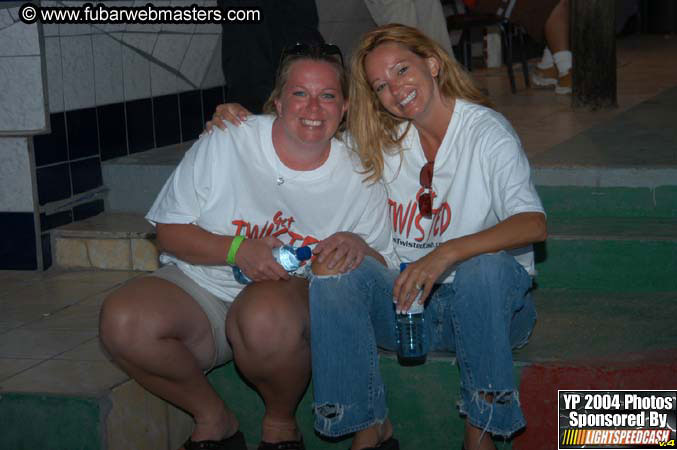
[418,161,434,219]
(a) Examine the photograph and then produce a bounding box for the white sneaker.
[555,71,572,95]
[532,65,558,88]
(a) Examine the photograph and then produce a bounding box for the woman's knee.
[99,288,143,355]
[227,282,309,357]
[454,253,518,289]
[99,278,176,355]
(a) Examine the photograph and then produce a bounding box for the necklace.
[273,144,331,186]
[274,149,305,186]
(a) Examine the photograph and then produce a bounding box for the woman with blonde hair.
[210,24,546,450]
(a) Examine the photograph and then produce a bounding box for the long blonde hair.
[349,24,491,182]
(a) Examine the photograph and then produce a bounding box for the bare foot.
[180,406,239,449]
[463,420,496,450]
[351,418,393,449]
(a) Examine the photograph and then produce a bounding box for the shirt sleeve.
[145,136,214,226]
[481,123,545,221]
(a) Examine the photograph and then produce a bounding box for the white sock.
[553,50,572,76]
[537,47,553,69]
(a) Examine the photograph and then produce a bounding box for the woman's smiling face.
[274,59,348,149]
[364,42,440,121]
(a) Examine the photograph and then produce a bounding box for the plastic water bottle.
[396,262,427,366]
[232,245,312,284]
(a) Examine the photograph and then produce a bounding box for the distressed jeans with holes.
[308,252,536,438]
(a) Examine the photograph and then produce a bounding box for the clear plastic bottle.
[396,262,427,366]
[232,245,312,284]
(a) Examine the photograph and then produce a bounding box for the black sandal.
[354,436,400,450]
[183,430,247,450]
[257,437,305,450]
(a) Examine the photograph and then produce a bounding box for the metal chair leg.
[500,22,516,94]
[518,27,530,88]
[463,28,472,71]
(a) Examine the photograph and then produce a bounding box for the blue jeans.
[308,252,536,438]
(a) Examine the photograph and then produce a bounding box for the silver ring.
[415,283,423,291]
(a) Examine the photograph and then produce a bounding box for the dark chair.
[443,1,530,93]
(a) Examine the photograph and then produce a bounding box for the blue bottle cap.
[295,246,312,261]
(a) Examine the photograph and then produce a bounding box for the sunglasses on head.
[280,42,344,68]
[419,161,434,219]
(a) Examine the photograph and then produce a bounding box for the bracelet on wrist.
[227,235,245,265]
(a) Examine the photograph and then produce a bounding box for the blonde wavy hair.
[349,24,491,182]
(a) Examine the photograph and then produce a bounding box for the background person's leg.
[363,0,417,27]
[413,0,455,56]
[226,278,310,445]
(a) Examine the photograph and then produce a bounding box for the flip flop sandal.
[183,430,247,450]
[257,437,305,450]
[354,436,400,450]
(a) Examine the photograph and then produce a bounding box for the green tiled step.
[2,288,674,449]
[52,213,677,291]
[210,356,475,450]
[0,380,194,450]
[537,185,677,218]
[535,216,677,291]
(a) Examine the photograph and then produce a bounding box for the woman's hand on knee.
[312,232,369,274]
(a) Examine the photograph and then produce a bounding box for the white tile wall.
[44,36,64,113]
[93,33,124,106]
[0,56,47,133]
[96,1,132,34]
[163,0,198,34]
[58,23,92,37]
[0,8,14,30]
[152,33,192,71]
[179,33,219,87]
[6,5,19,21]
[34,0,377,116]
[40,1,60,37]
[200,37,225,89]
[122,31,157,55]
[121,33,155,101]
[150,63,180,97]
[122,41,152,101]
[0,137,34,212]
[126,0,162,33]
[61,35,96,111]
[0,21,40,57]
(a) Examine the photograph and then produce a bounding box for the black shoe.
[354,436,400,450]
[183,430,247,450]
[257,437,305,450]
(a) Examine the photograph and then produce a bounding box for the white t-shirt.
[147,115,396,302]
[382,99,544,282]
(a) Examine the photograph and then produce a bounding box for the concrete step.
[101,140,677,218]
[52,213,158,271]
[536,216,677,291]
[102,141,192,214]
